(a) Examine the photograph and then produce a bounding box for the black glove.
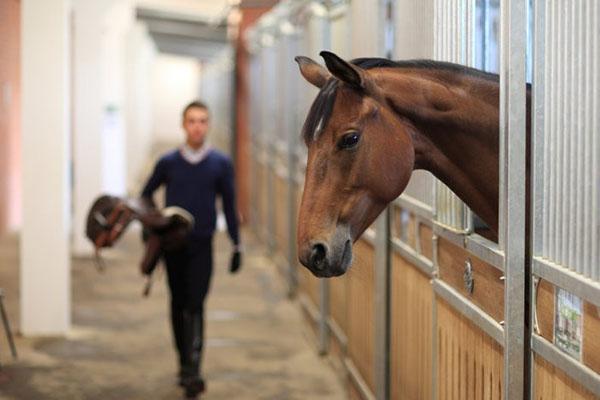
[229,251,242,274]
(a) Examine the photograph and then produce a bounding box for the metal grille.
[432,0,476,232]
[534,0,600,282]
[392,0,436,212]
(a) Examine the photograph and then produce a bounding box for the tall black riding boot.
[180,310,205,398]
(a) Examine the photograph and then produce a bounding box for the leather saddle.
[85,195,194,295]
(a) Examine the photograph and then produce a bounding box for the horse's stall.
[247,0,600,399]
[529,1,600,398]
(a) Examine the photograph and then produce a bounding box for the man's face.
[183,107,210,149]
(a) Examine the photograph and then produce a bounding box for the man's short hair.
[182,100,209,120]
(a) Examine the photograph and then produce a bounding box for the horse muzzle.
[298,228,353,278]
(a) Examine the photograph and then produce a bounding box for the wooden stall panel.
[583,302,600,375]
[347,239,375,393]
[298,261,320,310]
[274,173,289,257]
[535,279,554,343]
[330,273,348,337]
[437,298,504,400]
[437,238,504,322]
[534,356,598,400]
[419,223,433,260]
[391,253,432,400]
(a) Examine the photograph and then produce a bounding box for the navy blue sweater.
[141,149,239,245]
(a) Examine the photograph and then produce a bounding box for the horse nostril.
[310,243,327,270]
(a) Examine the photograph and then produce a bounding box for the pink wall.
[0,0,22,234]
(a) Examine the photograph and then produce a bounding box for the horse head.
[295,51,416,277]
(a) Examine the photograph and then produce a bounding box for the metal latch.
[463,258,474,295]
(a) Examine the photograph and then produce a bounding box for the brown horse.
[295,51,530,277]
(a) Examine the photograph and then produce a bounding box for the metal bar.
[532,334,600,397]
[374,210,390,400]
[286,32,300,298]
[362,228,377,246]
[583,0,592,280]
[464,234,504,271]
[391,238,435,277]
[431,278,438,400]
[432,279,504,346]
[575,1,584,276]
[298,292,320,324]
[548,0,557,262]
[592,1,600,282]
[499,0,528,397]
[432,221,465,249]
[345,357,376,400]
[326,316,348,350]
[394,195,435,221]
[318,279,330,355]
[533,256,600,307]
[530,0,546,397]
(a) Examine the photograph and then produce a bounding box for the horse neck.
[376,68,501,234]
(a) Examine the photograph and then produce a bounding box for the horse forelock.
[302,79,339,144]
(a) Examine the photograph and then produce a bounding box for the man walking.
[141,100,241,398]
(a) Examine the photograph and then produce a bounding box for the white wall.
[101,1,135,196]
[21,0,71,335]
[151,54,201,145]
[125,22,157,193]
[72,0,137,254]
[199,46,233,154]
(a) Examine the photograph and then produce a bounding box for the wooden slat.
[330,274,348,334]
[390,253,432,400]
[437,238,504,322]
[347,239,375,392]
[298,262,320,308]
[534,355,598,400]
[536,278,555,343]
[419,223,434,260]
[436,297,504,400]
[583,302,600,375]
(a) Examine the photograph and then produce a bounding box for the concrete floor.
[0,229,346,399]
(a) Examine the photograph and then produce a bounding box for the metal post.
[373,211,391,400]
[499,0,527,398]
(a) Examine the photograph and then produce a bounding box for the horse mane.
[302,57,524,143]
[351,57,501,83]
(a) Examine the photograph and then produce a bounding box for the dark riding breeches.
[163,237,213,380]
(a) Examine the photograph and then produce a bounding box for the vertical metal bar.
[431,234,439,400]
[318,279,330,355]
[317,5,333,356]
[548,0,556,262]
[583,0,591,279]
[540,0,549,259]
[567,1,575,271]
[575,2,584,275]
[533,0,546,259]
[530,1,546,397]
[500,0,527,399]
[593,0,600,282]
[374,211,390,400]
[560,2,569,267]
[287,32,299,297]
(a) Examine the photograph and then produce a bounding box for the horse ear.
[320,51,365,89]
[295,56,330,88]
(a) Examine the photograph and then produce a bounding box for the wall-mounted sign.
[554,287,583,361]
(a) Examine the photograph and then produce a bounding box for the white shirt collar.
[180,143,212,164]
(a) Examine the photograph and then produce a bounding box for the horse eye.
[337,132,361,150]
